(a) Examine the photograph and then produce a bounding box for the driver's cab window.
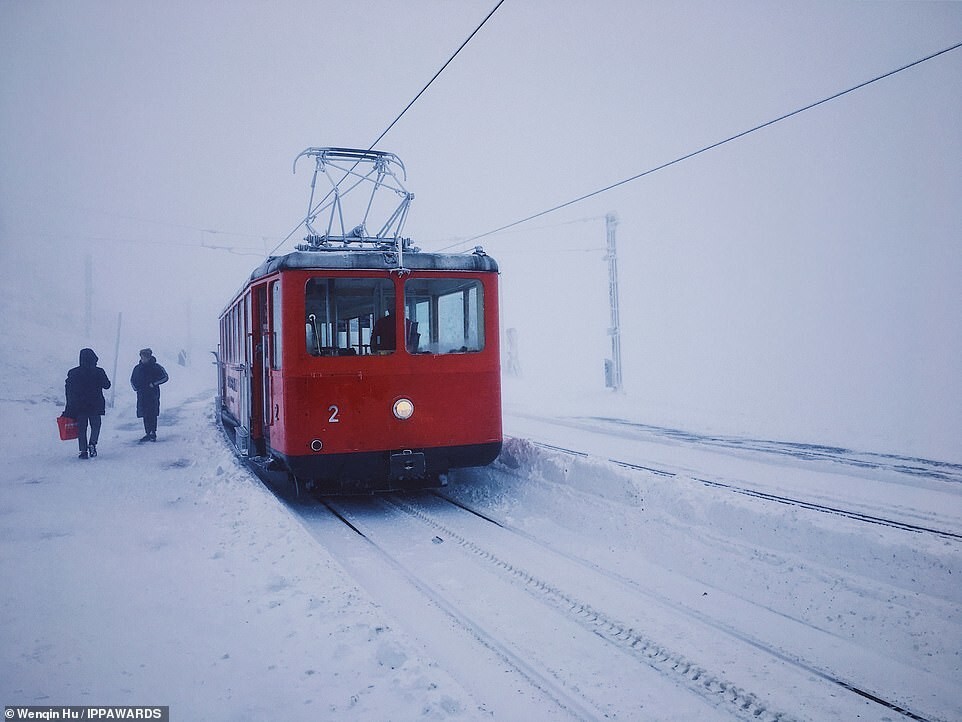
[305,277,395,356]
[404,278,484,354]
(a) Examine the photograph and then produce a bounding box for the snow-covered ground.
[2,350,474,720]
[1,299,960,720]
[3,2,960,718]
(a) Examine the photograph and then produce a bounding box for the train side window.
[403,278,484,354]
[271,281,283,369]
[245,293,252,363]
[305,277,396,356]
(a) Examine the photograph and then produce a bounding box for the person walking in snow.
[130,347,169,442]
[64,347,112,459]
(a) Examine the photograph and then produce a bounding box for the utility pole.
[505,327,522,377]
[604,212,623,393]
[110,312,122,409]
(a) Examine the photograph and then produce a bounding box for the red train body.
[217,248,502,494]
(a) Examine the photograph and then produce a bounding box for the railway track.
[565,415,962,485]
[527,439,962,542]
[294,497,641,721]
[433,491,939,722]
[229,410,957,720]
[289,491,939,721]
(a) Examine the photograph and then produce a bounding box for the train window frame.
[305,276,397,357]
[403,277,484,355]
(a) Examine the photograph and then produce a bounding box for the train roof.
[248,248,499,282]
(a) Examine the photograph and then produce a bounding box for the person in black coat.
[130,347,169,442]
[64,348,112,459]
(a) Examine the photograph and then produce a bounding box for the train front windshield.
[305,277,395,356]
[304,276,485,357]
[403,278,484,354]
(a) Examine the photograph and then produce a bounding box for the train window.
[233,304,241,363]
[244,293,252,363]
[271,281,283,369]
[403,278,484,354]
[305,277,396,356]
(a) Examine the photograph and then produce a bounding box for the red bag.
[58,415,79,441]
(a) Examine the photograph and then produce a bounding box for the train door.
[237,292,252,454]
[270,279,284,428]
[245,283,270,454]
[257,284,272,450]
[257,279,284,452]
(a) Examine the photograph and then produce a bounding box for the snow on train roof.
[249,248,499,281]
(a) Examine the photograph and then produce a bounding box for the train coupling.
[390,449,426,480]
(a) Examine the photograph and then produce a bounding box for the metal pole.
[605,212,623,393]
[110,312,122,408]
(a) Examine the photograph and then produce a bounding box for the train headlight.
[393,398,415,420]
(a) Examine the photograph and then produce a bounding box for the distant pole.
[84,254,93,339]
[604,212,623,393]
[505,328,522,377]
[110,312,122,408]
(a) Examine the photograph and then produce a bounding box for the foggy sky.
[2,1,960,460]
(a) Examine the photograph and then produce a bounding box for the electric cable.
[367,0,506,151]
[441,39,962,251]
[269,0,506,257]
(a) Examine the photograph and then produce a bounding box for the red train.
[217,148,502,494]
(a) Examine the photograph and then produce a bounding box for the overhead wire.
[367,0,506,152]
[14,229,267,256]
[11,198,274,254]
[422,214,605,248]
[440,38,962,251]
[17,3,506,261]
[268,0,507,257]
[35,23,955,260]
